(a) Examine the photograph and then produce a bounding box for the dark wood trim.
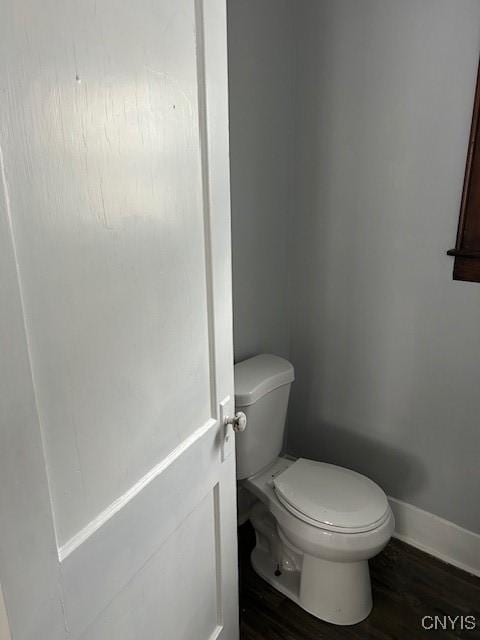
[447,248,480,258]
[448,57,480,283]
[455,60,480,249]
[452,256,480,283]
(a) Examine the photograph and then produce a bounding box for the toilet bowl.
[243,457,394,624]
[235,354,394,625]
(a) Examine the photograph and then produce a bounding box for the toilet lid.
[273,458,390,533]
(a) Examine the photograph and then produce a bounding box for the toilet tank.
[234,354,294,479]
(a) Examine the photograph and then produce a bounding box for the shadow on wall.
[288,421,427,501]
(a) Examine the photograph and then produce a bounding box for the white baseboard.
[388,497,480,578]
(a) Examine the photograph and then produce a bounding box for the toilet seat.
[273,458,390,533]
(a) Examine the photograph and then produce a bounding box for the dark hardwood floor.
[238,522,480,640]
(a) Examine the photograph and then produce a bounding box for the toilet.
[235,354,395,626]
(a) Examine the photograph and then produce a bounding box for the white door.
[0,1,239,639]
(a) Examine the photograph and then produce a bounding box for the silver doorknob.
[224,411,247,432]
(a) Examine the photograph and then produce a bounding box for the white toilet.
[235,354,395,626]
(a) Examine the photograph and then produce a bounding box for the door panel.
[80,489,222,640]
[0,0,238,638]
[1,0,212,547]
[60,424,224,638]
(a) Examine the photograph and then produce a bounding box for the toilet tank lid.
[234,354,294,406]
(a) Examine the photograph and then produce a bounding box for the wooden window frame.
[448,58,480,282]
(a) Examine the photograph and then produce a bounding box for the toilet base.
[249,501,373,626]
[251,544,372,625]
[299,554,372,625]
[251,545,300,603]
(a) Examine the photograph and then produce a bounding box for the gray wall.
[288,0,480,533]
[227,0,294,362]
[227,0,480,532]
